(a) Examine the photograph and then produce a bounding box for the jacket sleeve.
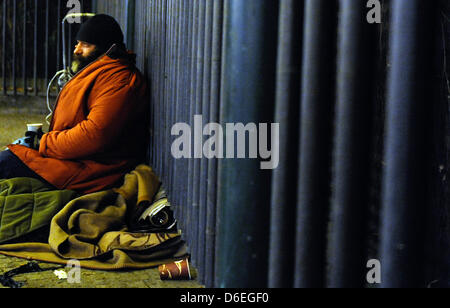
[39,81,138,160]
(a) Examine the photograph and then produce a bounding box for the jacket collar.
[105,43,137,64]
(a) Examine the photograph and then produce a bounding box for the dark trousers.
[0,150,53,186]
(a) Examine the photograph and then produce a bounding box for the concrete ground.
[0,96,203,288]
[0,254,202,288]
[0,97,50,149]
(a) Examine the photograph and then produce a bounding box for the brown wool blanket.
[0,165,186,270]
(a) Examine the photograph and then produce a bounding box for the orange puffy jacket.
[8,46,149,194]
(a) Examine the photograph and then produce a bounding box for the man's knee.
[0,150,14,178]
[0,150,28,179]
[0,150,14,165]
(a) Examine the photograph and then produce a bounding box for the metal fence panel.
[96,0,449,288]
[0,0,92,97]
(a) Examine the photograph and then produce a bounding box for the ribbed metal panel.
[95,0,448,288]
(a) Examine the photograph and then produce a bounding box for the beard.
[70,48,104,74]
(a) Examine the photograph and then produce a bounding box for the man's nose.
[74,43,82,55]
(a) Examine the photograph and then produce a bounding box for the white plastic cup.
[27,123,43,133]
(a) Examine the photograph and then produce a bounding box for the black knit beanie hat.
[76,14,124,52]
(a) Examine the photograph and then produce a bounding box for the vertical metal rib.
[161,0,168,182]
[157,0,166,177]
[186,0,200,260]
[173,0,185,232]
[294,0,337,288]
[197,0,213,284]
[33,0,37,96]
[380,0,434,288]
[268,0,303,288]
[45,0,49,92]
[215,0,278,288]
[204,0,223,288]
[12,0,16,95]
[180,0,195,235]
[56,0,61,73]
[164,0,173,197]
[327,0,378,288]
[22,0,28,96]
[169,0,179,199]
[2,0,7,95]
[191,0,206,270]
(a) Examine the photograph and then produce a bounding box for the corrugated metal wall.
[95,0,449,288]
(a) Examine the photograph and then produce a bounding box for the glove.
[12,130,44,150]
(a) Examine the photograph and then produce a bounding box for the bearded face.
[71,41,104,74]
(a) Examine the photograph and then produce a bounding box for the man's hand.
[12,131,43,150]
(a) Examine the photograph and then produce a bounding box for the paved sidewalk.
[0,254,203,288]
[0,96,50,148]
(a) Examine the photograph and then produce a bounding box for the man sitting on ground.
[0,14,149,194]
